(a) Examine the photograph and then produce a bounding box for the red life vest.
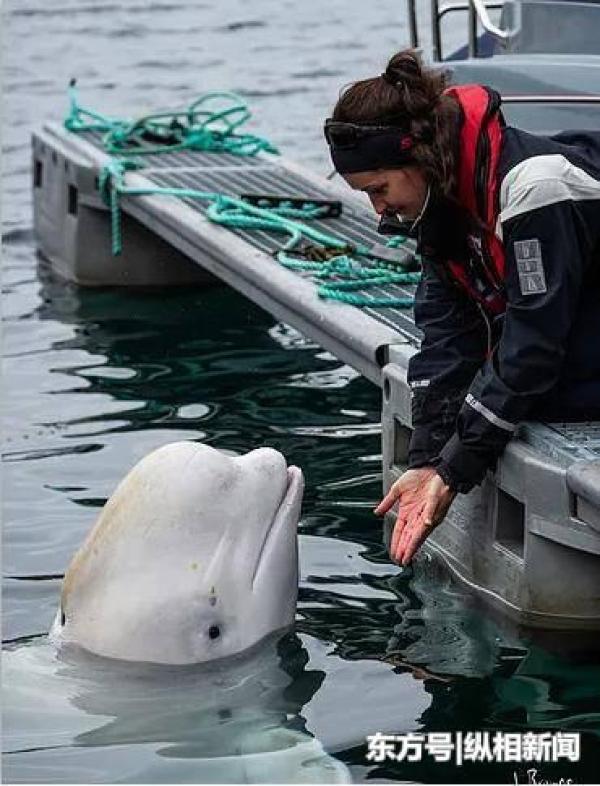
[443,85,507,316]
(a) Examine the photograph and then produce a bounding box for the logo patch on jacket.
[514,239,547,295]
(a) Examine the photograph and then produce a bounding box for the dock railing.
[408,0,516,60]
[501,94,600,104]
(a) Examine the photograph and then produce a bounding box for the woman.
[324,50,600,567]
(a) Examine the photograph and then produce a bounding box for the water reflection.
[31,264,378,457]
[297,546,600,782]
[3,634,351,783]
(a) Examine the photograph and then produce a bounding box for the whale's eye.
[208,625,221,640]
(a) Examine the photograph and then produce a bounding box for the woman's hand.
[374,467,456,566]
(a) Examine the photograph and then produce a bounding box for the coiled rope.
[65,80,278,158]
[66,84,420,308]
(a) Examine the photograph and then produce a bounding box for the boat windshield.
[501,99,600,133]
[501,0,600,54]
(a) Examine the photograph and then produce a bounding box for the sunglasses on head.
[323,119,415,151]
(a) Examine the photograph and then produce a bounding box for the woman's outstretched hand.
[374,467,456,566]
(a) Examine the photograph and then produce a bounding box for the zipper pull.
[477,302,493,356]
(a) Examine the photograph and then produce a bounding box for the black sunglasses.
[323,119,405,149]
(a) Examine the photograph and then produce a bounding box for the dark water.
[3,1,600,783]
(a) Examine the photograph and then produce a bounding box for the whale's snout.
[284,465,304,512]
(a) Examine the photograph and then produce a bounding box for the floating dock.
[32,120,600,630]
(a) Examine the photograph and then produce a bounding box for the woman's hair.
[332,49,459,195]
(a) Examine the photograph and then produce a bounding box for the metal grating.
[548,422,600,443]
[152,168,420,341]
[519,421,600,462]
[546,422,600,456]
[83,130,422,343]
[84,131,268,169]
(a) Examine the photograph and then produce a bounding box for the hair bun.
[330,48,456,194]
[386,52,421,79]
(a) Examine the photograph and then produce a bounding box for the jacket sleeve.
[435,198,590,493]
[407,257,488,468]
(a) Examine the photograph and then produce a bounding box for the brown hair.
[332,49,460,195]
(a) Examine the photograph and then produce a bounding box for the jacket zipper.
[477,302,492,356]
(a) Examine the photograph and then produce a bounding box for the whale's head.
[51,442,304,664]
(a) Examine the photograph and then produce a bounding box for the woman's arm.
[378,256,487,565]
[407,256,488,468]
[435,195,592,493]
[380,183,596,565]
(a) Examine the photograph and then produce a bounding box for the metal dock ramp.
[32,122,421,385]
[32,122,600,629]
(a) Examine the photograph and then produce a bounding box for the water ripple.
[219,20,267,32]
[3,443,103,463]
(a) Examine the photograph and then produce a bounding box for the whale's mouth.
[251,464,303,587]
[283,465,303,504]
[270,464,303,529]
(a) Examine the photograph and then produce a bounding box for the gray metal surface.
[32,123,420,384]
[568,460,600,508]
[81,130,423,344]
[84,130,271,169]
[448,55,600,132]
[567,457,600,539]
[519,421,600,464]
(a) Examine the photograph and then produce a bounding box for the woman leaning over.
[324,50,600,566]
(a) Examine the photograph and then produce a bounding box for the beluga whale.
[4,442,356,782]
[50,440,304,664]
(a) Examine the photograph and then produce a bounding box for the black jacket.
[407,126,600,493]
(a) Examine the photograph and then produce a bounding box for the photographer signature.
[513,769,573,784]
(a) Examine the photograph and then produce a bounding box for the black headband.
[324,119,416,174]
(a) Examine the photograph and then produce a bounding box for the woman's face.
[344,166,428,220]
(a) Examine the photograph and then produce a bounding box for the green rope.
[66,85,420,308]
[65,82,278,157]
[96,157,350,257]
[279,252,420,308]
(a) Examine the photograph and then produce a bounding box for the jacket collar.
[444,84,504,228]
